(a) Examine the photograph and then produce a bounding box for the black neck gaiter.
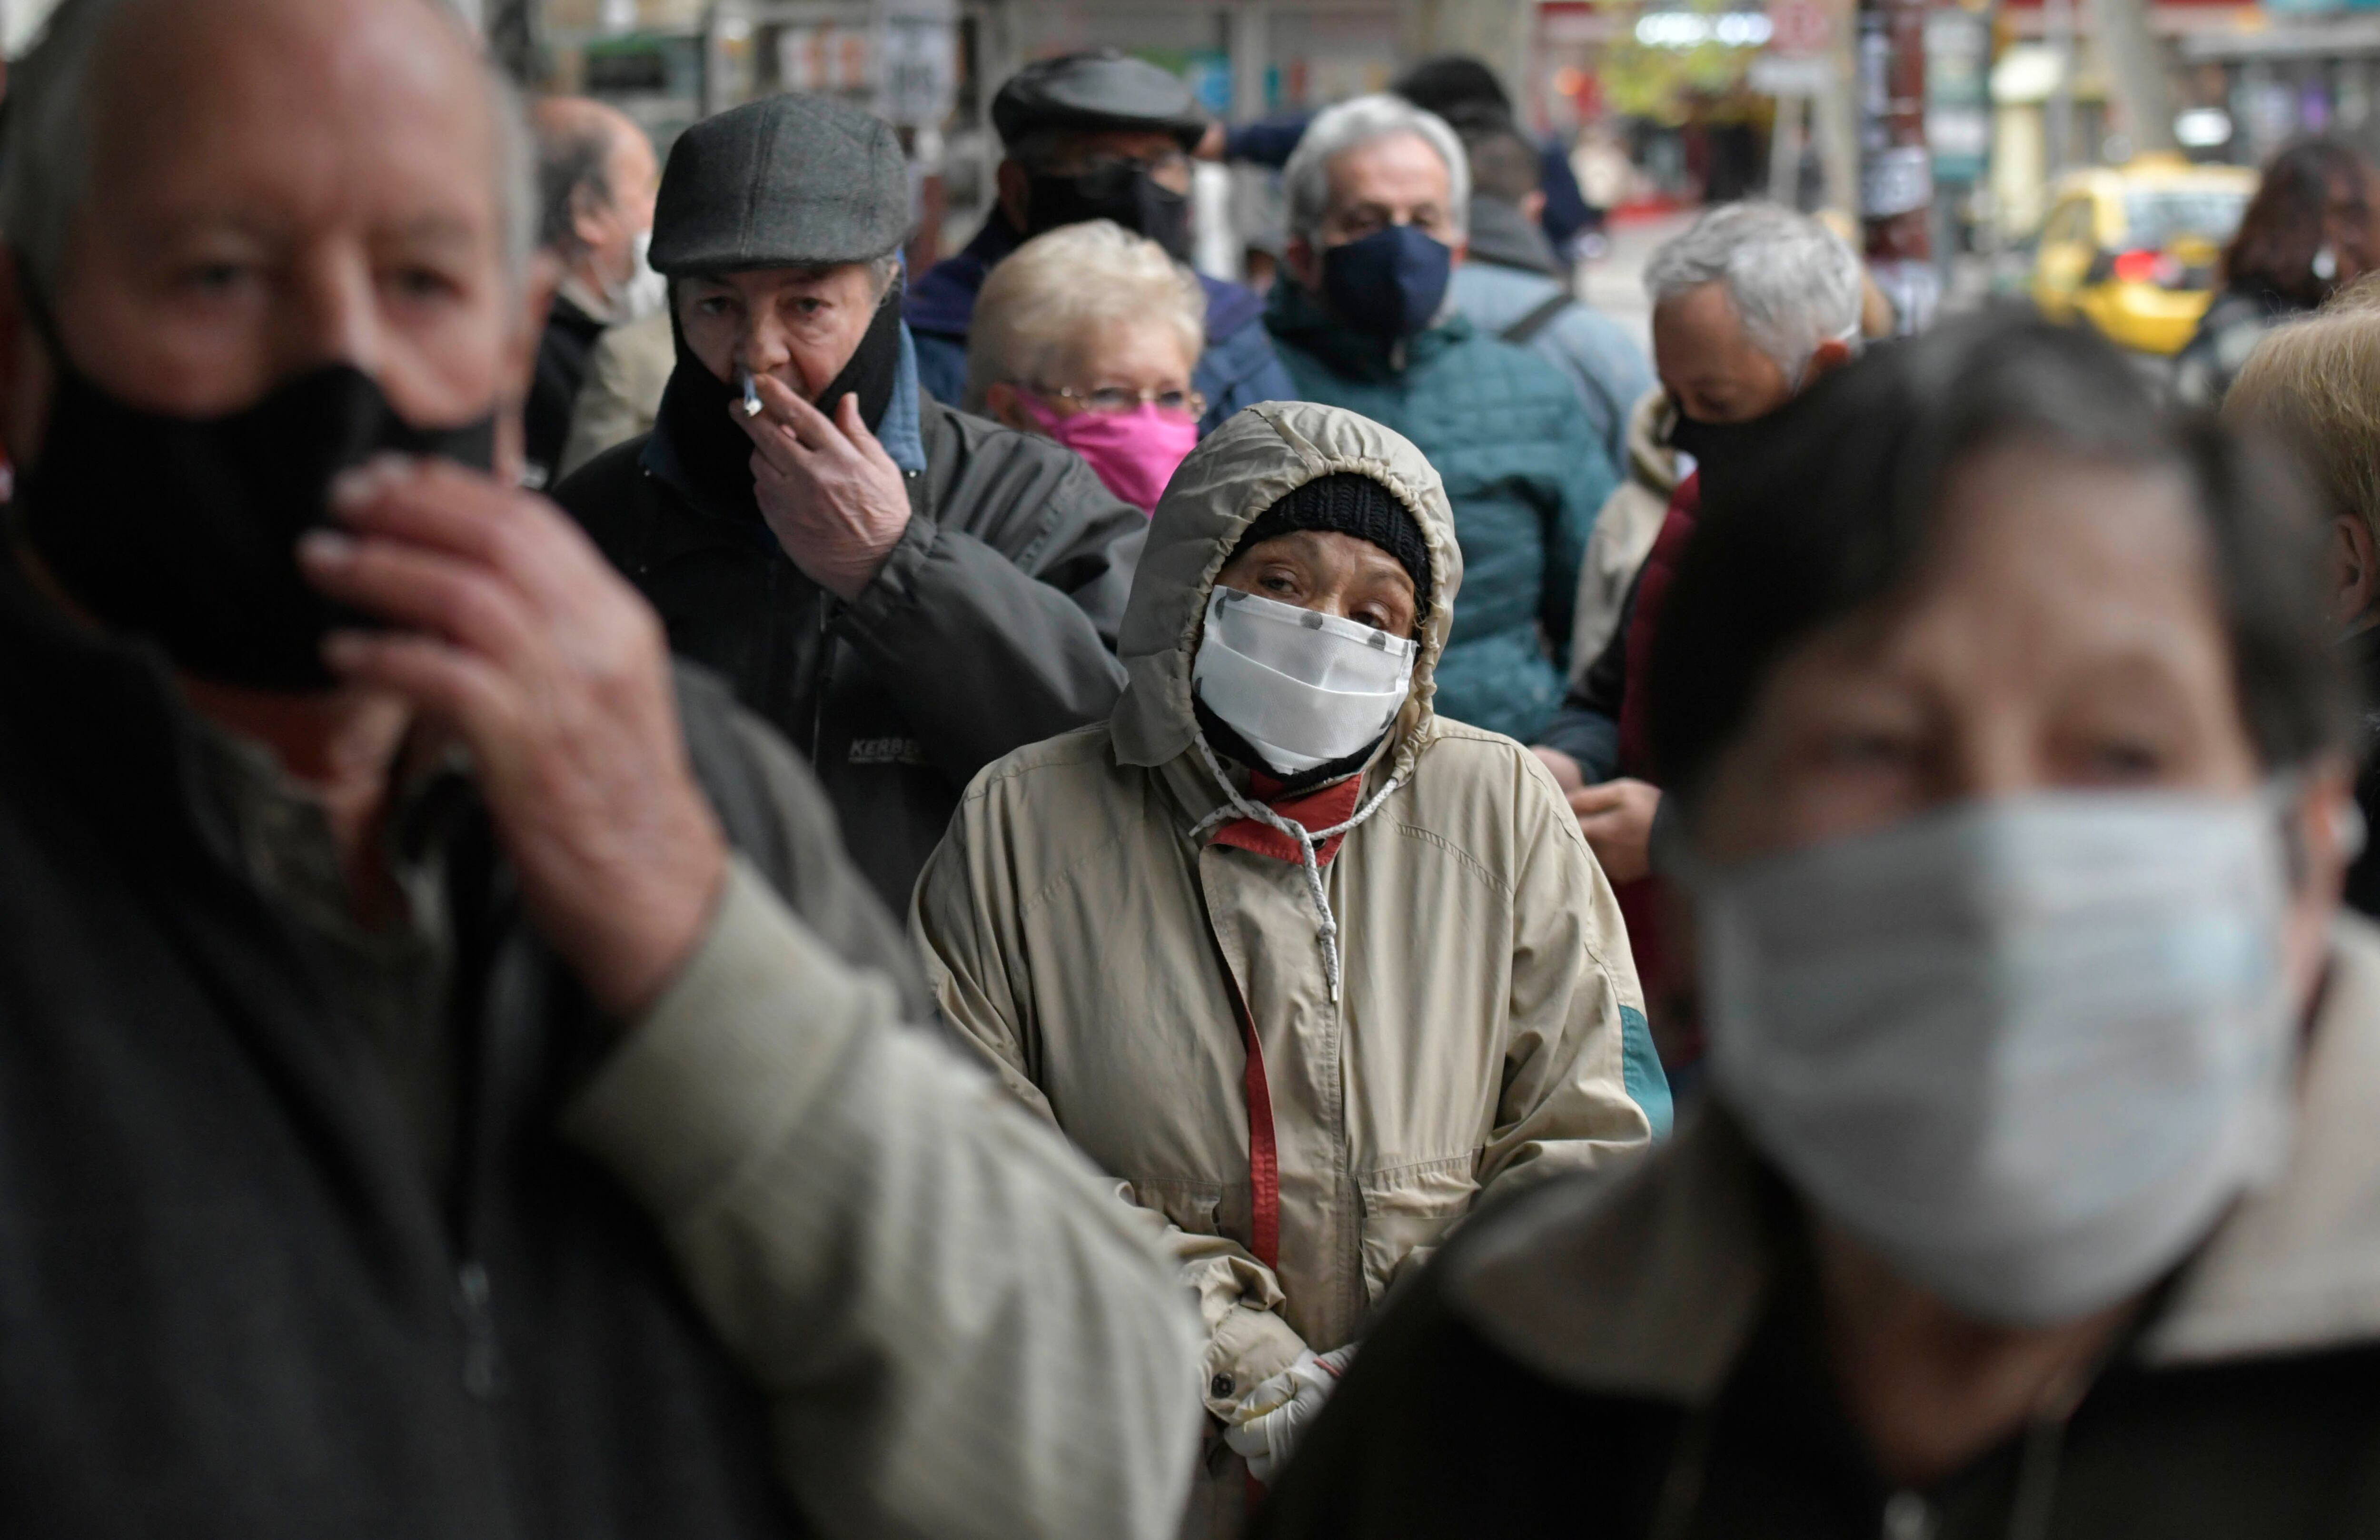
[653,277,906,524]
[1025,166,1193,260]
[12,316,497,691]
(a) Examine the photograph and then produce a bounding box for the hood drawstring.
[1187,734,1405,1004]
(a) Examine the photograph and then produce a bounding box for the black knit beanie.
[1229,472,1433,613]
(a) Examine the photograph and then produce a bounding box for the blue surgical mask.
[1320,224,1452,340]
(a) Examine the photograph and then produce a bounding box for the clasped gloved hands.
[1223,1345,1355,1483]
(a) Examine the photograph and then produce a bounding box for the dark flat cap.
[650,93,908,275]
[991,51,1208,151]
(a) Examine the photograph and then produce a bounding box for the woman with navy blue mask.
[1254,315,2380,1540]
[1260,94,1619,749]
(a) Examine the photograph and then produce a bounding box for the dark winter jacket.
[0,547,915,1539]
[1259,917,2380,1540]
[905,212,1297,436]
[555,332,1145,911]
[1264,278,1616,743]
[526,292,608,490]
[2172,284,2309,409]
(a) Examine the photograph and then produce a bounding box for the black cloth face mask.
[1666,403,1766,466]
[13,344,497,691]
[654,275,906,525]
[1025,162,1193,260]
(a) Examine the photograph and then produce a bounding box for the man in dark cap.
[556,91,1147,911]
[904,50,1296,436]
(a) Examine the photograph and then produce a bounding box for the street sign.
[1768,0,1832,57]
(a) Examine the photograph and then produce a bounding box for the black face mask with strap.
[10,281,497,691]
[1024,164,1193,260]
[653,275,905,525]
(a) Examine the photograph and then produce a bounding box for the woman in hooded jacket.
[910,400,1666,1533]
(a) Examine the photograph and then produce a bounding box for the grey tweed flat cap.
[991,51,1208,150]
[649,93,909,276]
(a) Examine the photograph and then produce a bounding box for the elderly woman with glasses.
[967,218,1214,513]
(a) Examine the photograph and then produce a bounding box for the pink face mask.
[1018,394,1200,515]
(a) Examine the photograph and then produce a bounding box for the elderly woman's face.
[1215,531,1418,639]
[1691,444,2260,868]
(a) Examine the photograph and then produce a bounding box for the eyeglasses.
[1031,384,1208,421]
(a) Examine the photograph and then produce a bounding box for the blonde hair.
[2224,310,2380,546]
[965,220,1206,412]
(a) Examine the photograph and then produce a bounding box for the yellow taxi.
[2031,155,2259,355]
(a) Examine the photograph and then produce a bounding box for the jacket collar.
[1262,277,1471,382]
[1463,196,1560,276]
[1448,912,2380,1402]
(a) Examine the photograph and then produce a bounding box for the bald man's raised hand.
[298,455,726,1020]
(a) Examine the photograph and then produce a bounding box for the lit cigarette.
[739,370,762,417]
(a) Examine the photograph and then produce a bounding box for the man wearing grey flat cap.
[558,92,1147,911]
[905,50,1297,436]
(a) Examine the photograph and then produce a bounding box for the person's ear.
[2281,754,2358,1011]
[2330,512,2380,630]
[996,159,1032,231]
[1521,189,1547,227]
[1803,336,1854,384]
[983,381,1039,434]
[569,184,613,261]
[1447,233,1469,270]
[1285,235,1319,290]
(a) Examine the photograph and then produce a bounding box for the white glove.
[1222,1345,1355,1483]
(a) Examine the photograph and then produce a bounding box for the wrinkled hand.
[1223,1345,1354,1483]
[299,455,727,1020]
[1569,777,1662,885]
[738,374,911,602]
[1531,744,1587,795]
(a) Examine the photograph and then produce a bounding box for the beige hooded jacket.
[910,401,1653,1439]
[1568,387,1684,684]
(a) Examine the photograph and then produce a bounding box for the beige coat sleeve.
[565,859,1203,1540]
[1478,750,1656,1198]
[911,806,1311,1418]
[557,310,674,480]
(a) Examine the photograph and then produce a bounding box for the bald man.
[0,1,1199,1535]
[526,95,661,487]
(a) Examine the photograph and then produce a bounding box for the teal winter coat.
[1264,280,1616,743]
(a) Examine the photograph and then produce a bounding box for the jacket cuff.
[561,856,898,1222]
[846,503,941,630]
[1200,1303,1310,1419]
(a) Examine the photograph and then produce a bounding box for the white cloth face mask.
[1192,585,1418,773]
[1696,789,2298,1326]
[616,228,669,324]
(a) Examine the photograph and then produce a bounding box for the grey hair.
[1643,202,1865,380]
[1282,93,1470,242]
[0,0,537,299]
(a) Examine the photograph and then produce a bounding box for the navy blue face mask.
[1320,224,1453,340]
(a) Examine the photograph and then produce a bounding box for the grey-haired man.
[0,1,1197,1535]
